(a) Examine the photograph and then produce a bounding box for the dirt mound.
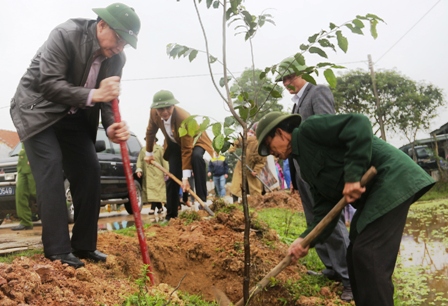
[0,191,344,305]
[249,190,303,211]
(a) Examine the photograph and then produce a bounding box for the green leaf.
[271,89,282,98]
[301,73,316,85]
[299,44,309,51]
[324,69,337,88]
[187,119,199,137]
[213,134,225,151]
[224,127,234,136]
[206,0,213,8]
[178,46,189,57]
[242,11,253,25]
[212,122,222,137]
[352,19,365,28]
[213,0,219,9]
[221,141,231,153]
[224,116,235,127]
[239,107,248,120]
[329,22,337,30]
[294,53,306,65]
[199,117,210,131]
[259,71,266,80]
[336,30,348,53]
[308,33,319,43]
[318,39,336,52]
[209,55,217,63]
[345,23,364,35]
[219,77,225,87]
[179,126,187,137]
[189,50,198,62]
[370,19,378,39]
[366,13,385,23]
[309,47,328,58]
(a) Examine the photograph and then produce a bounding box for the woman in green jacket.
[256,112,435,306]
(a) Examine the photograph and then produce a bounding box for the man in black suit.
[276,56,352,301]
[10,3,141,268]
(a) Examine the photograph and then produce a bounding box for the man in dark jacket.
[256,111,435,306]
[10,3,141,268]
[276,56,352,301]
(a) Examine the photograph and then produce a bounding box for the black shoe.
[72,249,107,262]
[11,224,33,231]
[340,285,353,301]
[46,253,85,268]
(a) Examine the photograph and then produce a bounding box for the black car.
[0,127,143,222]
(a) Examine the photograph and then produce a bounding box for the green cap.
[151,90,180,109]
[274,56,307,82]
[256,112,301,156]
[93,3,141,49]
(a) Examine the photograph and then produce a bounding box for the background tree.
[332,69,445,143]
[230,68,284,127]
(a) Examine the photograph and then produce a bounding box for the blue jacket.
[208,155,228,177]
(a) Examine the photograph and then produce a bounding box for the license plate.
[0,186,15,196]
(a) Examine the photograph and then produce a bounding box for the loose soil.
[0,191,350,305]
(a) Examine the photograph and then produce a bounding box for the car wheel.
[124,180,143,214]
[65,179,75,224]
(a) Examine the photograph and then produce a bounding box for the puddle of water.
[399,203,448,305]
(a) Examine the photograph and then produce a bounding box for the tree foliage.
[332,69,445,143]
[230,68,284,127]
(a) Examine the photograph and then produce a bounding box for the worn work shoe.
[11,224,33,231]
[340,285,353,302]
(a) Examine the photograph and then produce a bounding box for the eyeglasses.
[110,26,128,47]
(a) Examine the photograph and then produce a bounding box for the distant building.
[0,130,19,158]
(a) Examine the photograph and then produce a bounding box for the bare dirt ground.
[0,191,349,305]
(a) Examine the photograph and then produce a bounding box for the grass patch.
[0,249,43,264]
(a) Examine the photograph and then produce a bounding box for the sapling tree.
[168,0,383,303]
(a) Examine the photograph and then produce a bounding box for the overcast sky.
[1,0,446,148]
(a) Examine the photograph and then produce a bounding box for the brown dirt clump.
[0,190,347,305]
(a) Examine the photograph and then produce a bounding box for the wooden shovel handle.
[150,160,214,217]
[234,166,377,306]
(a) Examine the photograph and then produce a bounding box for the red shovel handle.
[111,99,154,285]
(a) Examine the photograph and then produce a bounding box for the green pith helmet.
[151,90,179,109]
[256,112,302,156]
[93,3,141,49]
[274,56,307,82]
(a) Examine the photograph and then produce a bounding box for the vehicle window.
[9,143,22,157]
[110,141,121,155]
[416,147,432,159]
[96,129,111,153]
[127,136,142,157]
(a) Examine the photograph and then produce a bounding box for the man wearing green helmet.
[144,90,214,221]
[276,56,352,301]
[255,111,435,306]
[10,3,141,268]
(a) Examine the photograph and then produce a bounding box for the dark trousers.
[23,112,101,256]
[292,159,350,285]
[165,141,206,220]
[347,196,414,306]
